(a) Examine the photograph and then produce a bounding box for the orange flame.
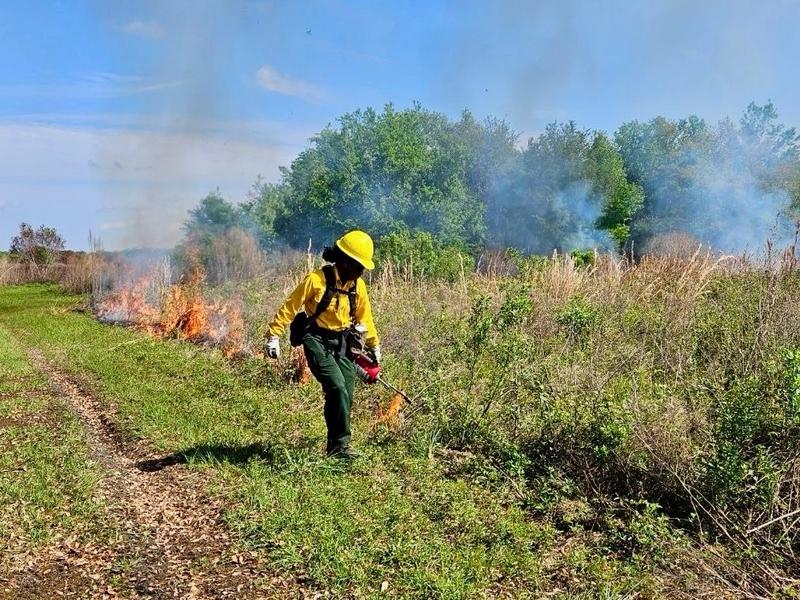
[95,253,248,358]
[96,274,160,326]
[289,346,311,384]
[375,393,405,429]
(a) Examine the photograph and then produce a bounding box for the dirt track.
[4,350,303,600]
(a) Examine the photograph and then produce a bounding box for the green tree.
[179,190,256,282]
[274,104,488,248]
[588,133,644,247]
[617,104,800,252]
[493,122,630,253]
[183,190,242,237]
[615,116,713,248]
[240,178,290,249]
[735,102,800,214]
[10,222,65,268]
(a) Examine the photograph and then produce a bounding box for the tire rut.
[12,350,301,600]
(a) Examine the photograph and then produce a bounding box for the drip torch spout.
[375,376,411,403]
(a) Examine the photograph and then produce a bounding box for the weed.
[555,295,600,342]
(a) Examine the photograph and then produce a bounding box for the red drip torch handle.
[354,353,382,383]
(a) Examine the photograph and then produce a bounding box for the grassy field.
[0,308,109,577]
[1,285,562,598]
[1,255,799,598]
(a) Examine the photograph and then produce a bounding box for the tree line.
[184,101,800,262]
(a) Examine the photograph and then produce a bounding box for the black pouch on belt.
[288,312,309,347]
[345,327,365,358]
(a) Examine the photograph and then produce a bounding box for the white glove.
[265,336,280,359]
[370,346,381,364]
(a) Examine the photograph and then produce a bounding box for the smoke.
[678,157,794,253]
[486,174,614,254]
[425,2,800,257]
[549,182,614,252]
[625,108,800,255]
[86,1,300,250]
[436,0,582,127]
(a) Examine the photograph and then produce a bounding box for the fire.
[94,255,248,358]
[163,285,207,340]
[95,274,161,326]
[289,347,311,384]
[375,393,405,429]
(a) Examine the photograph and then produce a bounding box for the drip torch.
[354,352,411,403]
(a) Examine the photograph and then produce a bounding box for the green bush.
[703,364,798,512]
[504,248,549,276]
[555,296,600,341]
[781,347,800,422]
[604,500,675,565]
[569,249,596,268]
[376,230,475,281]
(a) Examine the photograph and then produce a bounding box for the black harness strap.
[309,265,358,328]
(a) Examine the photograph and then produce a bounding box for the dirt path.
[7,350,302,600]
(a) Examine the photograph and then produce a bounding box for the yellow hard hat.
[335,230,375,270]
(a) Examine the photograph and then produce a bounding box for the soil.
[1,350,311,600]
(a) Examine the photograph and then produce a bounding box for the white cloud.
[0,113,317,143]
[121,20,165,40]
[0,119,309,249]
[0,122,300,184]
[256,65,323,101]
[0,74,182,99]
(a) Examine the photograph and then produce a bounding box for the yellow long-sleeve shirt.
[267,266,380,348]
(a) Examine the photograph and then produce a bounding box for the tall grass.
[302,249,800,574]
[207,245,799,593]
[0,251,114,294]
[60,242,800,593]
[378,250,800,562]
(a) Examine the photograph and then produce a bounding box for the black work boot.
[327,445,360,460]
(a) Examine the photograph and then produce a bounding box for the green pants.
[303,331,356,453]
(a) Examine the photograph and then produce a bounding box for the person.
[264,230,381,459]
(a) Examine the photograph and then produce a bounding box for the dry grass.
[0,252,114,294]
[15,243,800,596]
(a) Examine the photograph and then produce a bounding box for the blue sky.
[2,0,799,249]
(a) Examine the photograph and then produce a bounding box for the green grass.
[0,284,684,598]
[0,313,105,570]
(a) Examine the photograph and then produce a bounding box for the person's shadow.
[135,442,278,472]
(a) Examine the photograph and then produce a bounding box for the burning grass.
[94,256,248,359]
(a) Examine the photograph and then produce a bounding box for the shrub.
[376,230,474,281]
[781,348,800,423]
[604,500,676,565]
[555,296,600,341]
[175,228,265,285]
[702,354,800,517]
[59,252,111,294]
[569,249,596,268]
